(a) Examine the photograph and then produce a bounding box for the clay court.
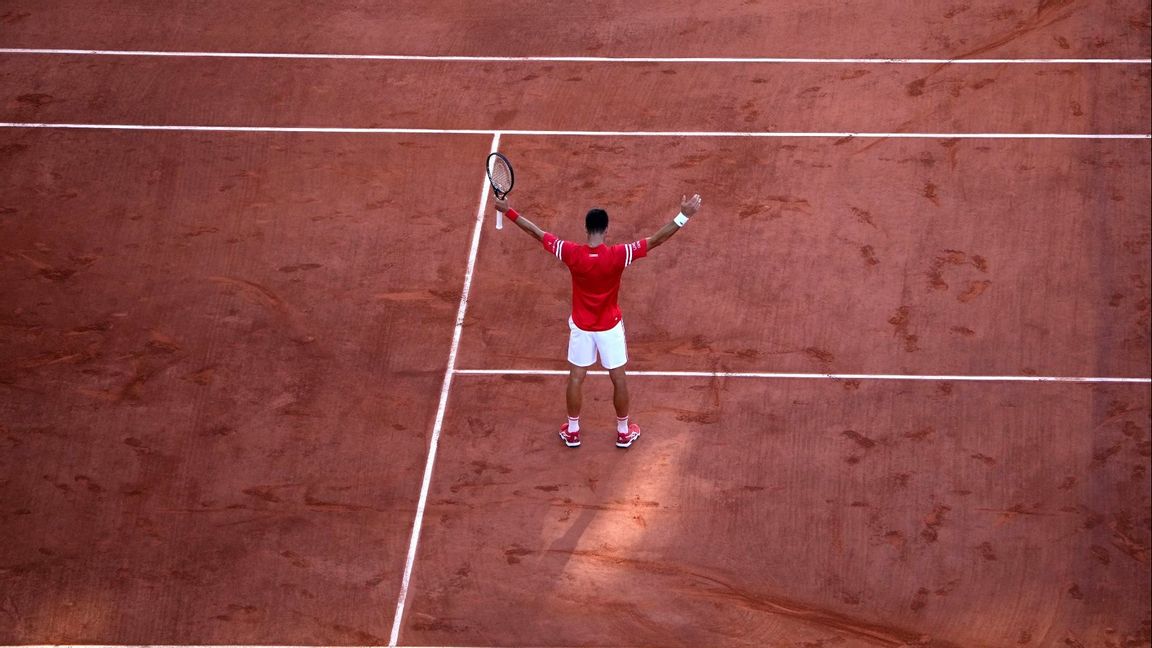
[1,2,1150,647]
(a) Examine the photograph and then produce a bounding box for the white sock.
[617,416,629,434]
[567,416,580,433]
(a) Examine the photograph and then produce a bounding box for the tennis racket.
[486,152,514,230]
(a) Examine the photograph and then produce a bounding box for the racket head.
[486,152,514,198]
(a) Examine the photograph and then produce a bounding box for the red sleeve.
[542,232,567,262]
[622,239,647,268]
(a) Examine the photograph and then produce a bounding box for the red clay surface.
[0,0,1149,59]
[1,55,1149,134]
[406,376,1150,647]
[463,136,1151,378]
[1,2,1150,647]
[0,130,489,643]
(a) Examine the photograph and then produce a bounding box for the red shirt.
[542,232,648,331]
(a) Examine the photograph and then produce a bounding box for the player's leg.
[596,321,640,448]
[562,319,596,447]
[567,363,588,419]
[607,366,630,419]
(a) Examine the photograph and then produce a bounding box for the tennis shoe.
[559,422,581,448]
[616,423,641,448]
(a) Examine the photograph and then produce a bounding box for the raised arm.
[493,196,544,241]
[647,194,702,250]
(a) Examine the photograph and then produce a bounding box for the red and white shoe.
[559,422,581,447]
[616,423,641,448]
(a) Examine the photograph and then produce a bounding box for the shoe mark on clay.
[279,550,311,569]
[796,86,824,99]
[737,195,812,220]
[466,416,495,438]
[469,460,511,476]
[920,504,952,543]
[15,93,57,108]
[212,604,260,623]
[0,12,32,24]
[504,545,532,565]
[558,549,934,646]
[957,280,992,303]
[976,541,998,561]
[903,426,936,442]
[740,99,760,124]
[907,0,1082,97]
[922,182,940,206]
[409,614,470,635]
[850,206,877,228]
[944,4,970,19]
[78,331,185,403]
[843,429,879,465]
[242,487,283,504]
[182,226,219,239]
[673,407,718,424]
[894,151,938,169]
[969,452,996,466]
[14,251,98,283]
[209,276,287,312]
[909,579,960,613]
[887,306,920,352]
[1109,516,1150,563]
[671,153,710,170]
[182,365,216,386]
[842,429,877,450]
[926,250,991,304]
[804,346,835,363]
[278,263,322,273]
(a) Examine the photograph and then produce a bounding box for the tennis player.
[493,193,703,448]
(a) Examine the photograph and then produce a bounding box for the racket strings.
[489,161,512,194]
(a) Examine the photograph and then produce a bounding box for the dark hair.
[585,208,609,235]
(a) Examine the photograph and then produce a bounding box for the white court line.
[1,48,1150,64]
[387,133,500,647]
[2,122,1150,139]
[453,369,1152,383]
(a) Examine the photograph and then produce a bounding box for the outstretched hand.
[681,193,702,217]
[493,196,510,213]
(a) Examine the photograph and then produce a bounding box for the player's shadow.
[542,448,630,587]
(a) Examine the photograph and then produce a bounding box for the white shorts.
[568,317,628,369]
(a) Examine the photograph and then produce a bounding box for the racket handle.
[496,210,504,230]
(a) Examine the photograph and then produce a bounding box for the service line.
[453,369,1152,383]
[2,123,1149,139]
[1,48,1150,64]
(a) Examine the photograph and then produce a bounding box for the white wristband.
[673,212,689,227]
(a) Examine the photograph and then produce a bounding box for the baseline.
[2,48,1150,64]
[2,123,1150,138]
[453,369,1151,383]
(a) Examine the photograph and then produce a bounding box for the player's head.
[585,208,609,236]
